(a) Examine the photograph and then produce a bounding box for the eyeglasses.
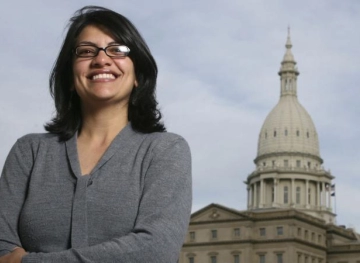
[74,45,130,58]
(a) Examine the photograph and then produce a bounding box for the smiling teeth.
[92,73,116,80]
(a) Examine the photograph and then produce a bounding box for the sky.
[0,0,359,231]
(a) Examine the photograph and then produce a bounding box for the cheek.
[73,61,88,78]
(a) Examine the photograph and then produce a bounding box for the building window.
[276,226,283,235]
[276,254,283,263]
[306,131,309,138]
[297,227,301,237]
[311,232,315,242]
[284,186,289,204]
[308,188,311,204]
[189,257,194,263]
[274,130,277,137]
[272,160,275,167]
[189,231,195,241]
[263,162,266,167]
[271,186,274,202]
[260,228,266,236]
[285,129,288,136]
[259,254,265,263]
[296,130,300,136]
[211,230,217,239]
[305,230,309,240]
[233,228,240,237]
[210,256,217,263]
[296,160,301,167]
[307,162,311,168]
[234,254,240,263]
[318,234,322,244]
[296,187,301,204]
[265,132,267,139]
[284,160,288,167]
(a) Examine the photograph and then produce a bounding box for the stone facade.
[180,204,360,263]
[180,31,360,263]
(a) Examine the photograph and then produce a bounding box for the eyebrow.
[77,41,120,46]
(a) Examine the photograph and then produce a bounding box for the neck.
[79,102,129,144]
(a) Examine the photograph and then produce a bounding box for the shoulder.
[137,132,191,163]
[143,132,190,152]
[4,133,60,170]
[16,133,59,146]
[13,133,60,154]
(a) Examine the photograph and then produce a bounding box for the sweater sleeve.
[22,136,192,263]
[0,139,34,257]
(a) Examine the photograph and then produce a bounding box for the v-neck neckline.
[65,123,135,178]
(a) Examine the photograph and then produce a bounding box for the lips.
[92,73,116,80]
[87,70,119,80]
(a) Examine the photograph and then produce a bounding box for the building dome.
[257,96,320,159]
[256,30,322,164]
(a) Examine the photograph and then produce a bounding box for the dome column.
[273,178,278,207]
[322,182,326,209]
[247,186,252,209]
[317,182,321,208]
[305,180,309,208]
[254,183,257,208]
[259,179,264,208]
[291,179,295,207]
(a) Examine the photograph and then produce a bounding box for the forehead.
[76,25,117,45]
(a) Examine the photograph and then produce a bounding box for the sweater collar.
[65,123,137,178]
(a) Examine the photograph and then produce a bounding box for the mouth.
[89,73,118,80]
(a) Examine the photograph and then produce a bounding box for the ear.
[134,80,138,87]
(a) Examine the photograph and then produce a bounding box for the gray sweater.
[0,124,192,262]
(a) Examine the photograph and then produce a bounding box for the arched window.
[296,187,301,204]
[284,186,289,204]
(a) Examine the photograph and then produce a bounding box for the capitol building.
[179,32,360,263]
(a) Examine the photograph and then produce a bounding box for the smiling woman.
[0,6,192,263]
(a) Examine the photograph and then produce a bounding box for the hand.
[0,247,27,263]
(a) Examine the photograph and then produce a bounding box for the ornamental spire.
[285,26,292,49]
[278,27,299,97]
[281,27,296,65]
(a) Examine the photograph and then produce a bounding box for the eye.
[76,46,97,57]
[106,45,130,57]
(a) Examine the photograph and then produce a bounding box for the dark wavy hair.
[45,6,165,141]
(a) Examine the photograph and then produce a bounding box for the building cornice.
[254,151,323,164]
[183,238,326,252]
[246,166,334,182]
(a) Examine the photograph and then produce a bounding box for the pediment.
[190,203,248,223]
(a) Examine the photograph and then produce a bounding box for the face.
[73,25,137,107]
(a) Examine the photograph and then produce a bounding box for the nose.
[91,49,112,67]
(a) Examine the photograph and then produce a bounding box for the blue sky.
[1,0,359,230]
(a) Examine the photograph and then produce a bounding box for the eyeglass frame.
[74,44,131,58]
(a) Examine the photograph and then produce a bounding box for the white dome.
[257,95,321,160]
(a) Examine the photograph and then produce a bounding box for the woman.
[0,6,192,263]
